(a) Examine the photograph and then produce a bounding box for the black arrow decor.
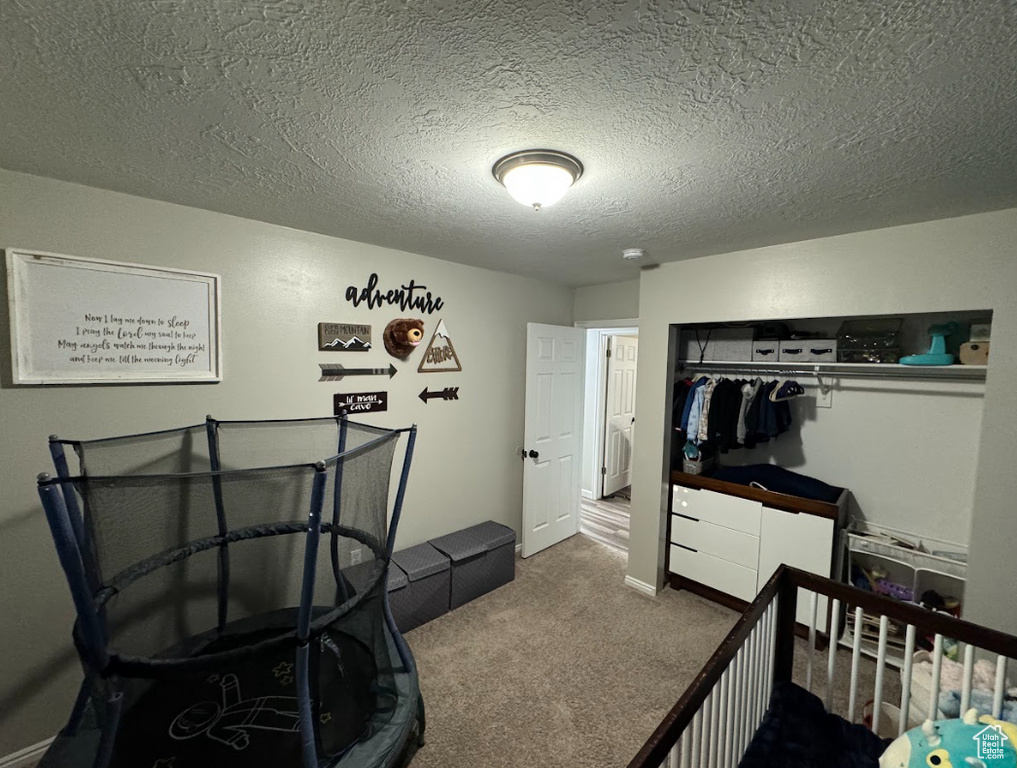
[419,386,459,404]
[319,363,397,382]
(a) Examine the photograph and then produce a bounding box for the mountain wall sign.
[318,323,372,351]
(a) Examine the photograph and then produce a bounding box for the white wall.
[0,169,573,755]
[581,330,604,498]
[721,377,984,544]
[627,209,1017,636]
[573,279,640,323]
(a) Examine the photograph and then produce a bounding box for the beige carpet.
[406,534,900,767]
[407,535,734,767]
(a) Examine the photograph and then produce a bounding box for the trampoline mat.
[112,626,378,768]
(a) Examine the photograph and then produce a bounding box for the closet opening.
[665,309,991,666]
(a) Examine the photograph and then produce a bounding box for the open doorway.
[578,324,638,552]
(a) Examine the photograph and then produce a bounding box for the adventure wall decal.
[345,273,445,314]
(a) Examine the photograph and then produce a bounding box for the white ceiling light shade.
[492,150,583,211]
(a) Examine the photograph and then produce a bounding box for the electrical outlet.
[350,547,363,565]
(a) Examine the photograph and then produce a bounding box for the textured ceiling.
[2,1,1016,286]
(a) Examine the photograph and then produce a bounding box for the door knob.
[528,450,539,459]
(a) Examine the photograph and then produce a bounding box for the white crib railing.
[630,566,1017,768]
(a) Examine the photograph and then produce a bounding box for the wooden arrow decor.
[419,386,459,404]
[319,363,397,382]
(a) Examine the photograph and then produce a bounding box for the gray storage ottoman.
[385,560,411,632]
[429,521,516,610]
[391,542,451,632]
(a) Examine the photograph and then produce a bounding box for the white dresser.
[668,473,848,627]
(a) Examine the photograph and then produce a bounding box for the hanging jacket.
[680,377,707,434]
[736,379,762,445]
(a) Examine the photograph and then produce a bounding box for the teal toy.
[879,709,1017,768]
[900,322,958,366]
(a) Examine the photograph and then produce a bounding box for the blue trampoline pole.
[331,414,349,605]
[384,427,417,673]
[296,464,328,768]
[38,476,109,671]
[385,426,417,559]
[48,438,86,551]
[205,416,231,633]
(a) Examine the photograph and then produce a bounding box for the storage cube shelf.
[840,521,967,668]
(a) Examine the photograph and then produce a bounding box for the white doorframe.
[576,320,638,501]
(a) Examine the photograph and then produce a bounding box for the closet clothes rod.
[676,361,987,382]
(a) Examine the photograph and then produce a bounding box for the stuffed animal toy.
[383,318,425,359]
[880,709,1017,768]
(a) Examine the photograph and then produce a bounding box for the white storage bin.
[750,341,779,361]
[779,340,838,363]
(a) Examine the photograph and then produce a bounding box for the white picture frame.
[5,248,222,385]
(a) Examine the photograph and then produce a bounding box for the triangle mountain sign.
[418,319,462,373]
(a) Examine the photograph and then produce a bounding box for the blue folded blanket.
[712,464,843,504]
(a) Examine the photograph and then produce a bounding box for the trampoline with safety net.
[36,416,423,768]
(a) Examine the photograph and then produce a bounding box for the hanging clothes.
[707,378,745,453]
[696,377,718,444]
[736,378,762,446]
[683,377,709,439]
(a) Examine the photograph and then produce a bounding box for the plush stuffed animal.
[880,709,1017,768]
[382,318,425,359]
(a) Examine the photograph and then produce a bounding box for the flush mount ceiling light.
[492,150,583,212]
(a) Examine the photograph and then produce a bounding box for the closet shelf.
[676,360,987,382]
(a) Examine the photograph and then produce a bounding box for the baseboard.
[1,737,54,768]
[624,574,660,597]
[515,543,522,554]
[580,489,594,500]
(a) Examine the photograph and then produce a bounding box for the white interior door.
[522,323,585,558]
[602,335,638,497]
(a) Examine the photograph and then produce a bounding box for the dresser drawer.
[669,544,758,603]
[671,514,759,571]
[672,486,761,536]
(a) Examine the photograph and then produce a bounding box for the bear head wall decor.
[383,318,426,359]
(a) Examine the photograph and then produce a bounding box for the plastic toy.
[900,322,958,366]
[879,709,1017,768]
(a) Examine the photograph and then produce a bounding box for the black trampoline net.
[48,418,408,768]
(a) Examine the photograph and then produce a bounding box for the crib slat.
[806,591,818,692]
[872,615,890,735]
[929,634,943,720]
[993,655,1008,720]
[748,626,756,744]
[755,615,767,732]
[667,737,680,768]
[736,646,744,760]
[826,599,841,712]
[899,624,916,736]
[728,659,736,768]
[960,643,975,715]
[751,623,763,739]
[848,606,864,722]
[709,669,721,768]
[735,646,747,759]
[691,703,703,768]
[765,604,776,700]
[717,668,729,768]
